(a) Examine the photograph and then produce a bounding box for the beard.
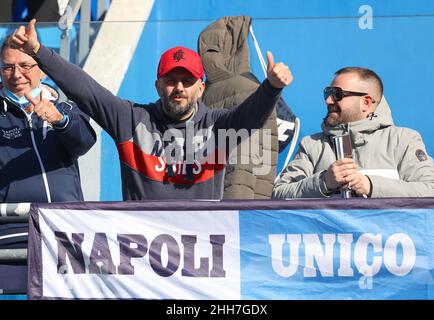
[325,103,361,127]
[324,110,342,127]
[161,89,200,121]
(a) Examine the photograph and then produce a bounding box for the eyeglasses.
[0,63,38,74]
[324,86,367,102]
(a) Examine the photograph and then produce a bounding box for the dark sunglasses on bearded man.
[323,86,368,102]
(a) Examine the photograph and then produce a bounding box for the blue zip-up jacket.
[0,83,96,203]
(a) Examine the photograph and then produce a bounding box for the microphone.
[332,134,353,198]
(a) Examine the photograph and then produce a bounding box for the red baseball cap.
[157,46,204,80]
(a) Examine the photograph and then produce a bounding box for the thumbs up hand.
[266,51,293,89]
[8,19,41,55]
[25,92,64,124]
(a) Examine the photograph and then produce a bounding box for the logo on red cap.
[157,46,204,80]
[172,49,186,62]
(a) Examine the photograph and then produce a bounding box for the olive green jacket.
[198,16,278,199]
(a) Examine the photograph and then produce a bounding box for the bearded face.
[325,100,362,126]
[156,68,204,121]
[160,85,202,120]
[324,73,369,126]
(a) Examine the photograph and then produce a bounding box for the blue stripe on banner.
[239,208,434,300]
[0,295,27,300]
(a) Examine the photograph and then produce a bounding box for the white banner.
[28,199,434,300]
[38,209,240,299]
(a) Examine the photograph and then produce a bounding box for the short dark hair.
[335,66,383,98]
[0,35,12,59]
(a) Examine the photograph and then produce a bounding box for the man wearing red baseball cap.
[157,46,204,80]
[9,19,293,200]
[155,46,205,121]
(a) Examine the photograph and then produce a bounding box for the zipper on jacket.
[27,114,52,203]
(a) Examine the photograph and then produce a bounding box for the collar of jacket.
[321,97,394,146]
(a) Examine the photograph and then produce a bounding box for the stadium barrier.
[2,198,433,299]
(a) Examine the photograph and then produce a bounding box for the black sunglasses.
[324,86,367,101]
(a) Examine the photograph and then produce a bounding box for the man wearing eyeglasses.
[0,37,96,203]
[273,67,434,198]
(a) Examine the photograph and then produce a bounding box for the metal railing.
[0,203,29,295]
[0,203,30,223]
[0,203,29,263]
[58,0,110,64]
[55,0,109,111]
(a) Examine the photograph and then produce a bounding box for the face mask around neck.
[3,87,42,109]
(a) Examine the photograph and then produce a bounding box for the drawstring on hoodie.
[42,120,48,140]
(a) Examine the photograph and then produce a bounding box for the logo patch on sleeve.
[416,149,428,162]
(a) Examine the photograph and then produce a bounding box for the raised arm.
[213,51,293,131]
[8,19,134,142]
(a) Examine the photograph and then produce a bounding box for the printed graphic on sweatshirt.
[117,121,272,183]
[2,127,22,140]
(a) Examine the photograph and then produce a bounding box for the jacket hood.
[198,16,252,83]
[321,96,394,142]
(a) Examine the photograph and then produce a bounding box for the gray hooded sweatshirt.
[273,98,434,198]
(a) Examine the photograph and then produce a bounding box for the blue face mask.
[3,87,42,109]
